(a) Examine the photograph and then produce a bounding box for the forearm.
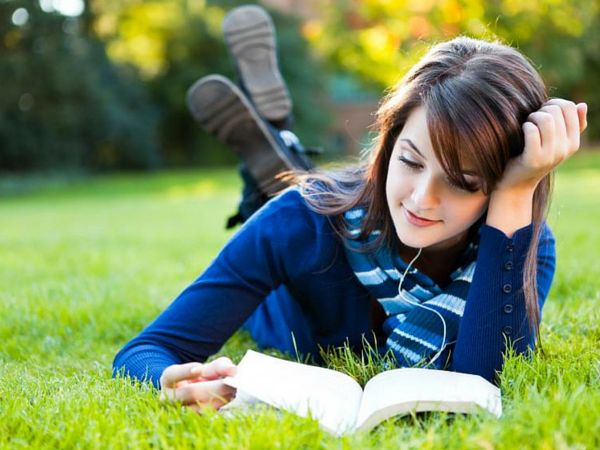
[110,262,267,389]
[450,222,555,383]
[450,224,538,383]
[111,189,325,389]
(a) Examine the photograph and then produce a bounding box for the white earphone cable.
[397,248,447,368]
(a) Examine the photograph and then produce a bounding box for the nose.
[410,173,440,210]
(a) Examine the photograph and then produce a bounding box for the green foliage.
[5,0,597,173]
[307,0,600,139]
[488,0,600,139]
[0,0,331,172]
[0,152,599,448]
[0,0,161,172]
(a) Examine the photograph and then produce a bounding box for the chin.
[394,225,440,249]
[399,236,438,250]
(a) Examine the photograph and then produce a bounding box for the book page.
[355,368,502,432]
[223,350,363,435]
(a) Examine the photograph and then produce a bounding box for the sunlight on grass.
[163,179,223,200]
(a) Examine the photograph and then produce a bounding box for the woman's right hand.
[159,356,238,412]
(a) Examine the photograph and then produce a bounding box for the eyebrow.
[400,139,424,158]
[399,138,479,177]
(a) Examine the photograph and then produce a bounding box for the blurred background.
[1,0,598,178]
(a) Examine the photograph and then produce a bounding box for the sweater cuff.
[112,344,179,389]
[479,223,534,253]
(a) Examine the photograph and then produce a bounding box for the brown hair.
[285,36,551,347]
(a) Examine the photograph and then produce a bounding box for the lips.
[403,206,441,227]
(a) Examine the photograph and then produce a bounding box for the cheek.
[447,196,488,226]
[385,169,397,203]
[386,171,409,202]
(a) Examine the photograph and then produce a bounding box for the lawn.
[1,152,599,449]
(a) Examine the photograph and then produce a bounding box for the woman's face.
[386,106,489,252]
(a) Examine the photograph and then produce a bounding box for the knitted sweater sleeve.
[112,188,319,388]
[450,222,556,383]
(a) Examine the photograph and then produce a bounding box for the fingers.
[526,110,555,156]
[500,97,586,192]
[543,99,581,154]
[162,379,236,410]
[577,102,588,133]
[194,356,237,380]
[522,121,541,156]
[527,98,587,166]
[159,357,238,412]
[174,379,236,406]
[160,362,205,388]
[159,357,237,389]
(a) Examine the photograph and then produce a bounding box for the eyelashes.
[397,156,481,193]
[398,156,421,170]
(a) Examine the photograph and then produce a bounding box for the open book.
[222,350,502,435]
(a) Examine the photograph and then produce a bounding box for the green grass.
[1,153,599,449]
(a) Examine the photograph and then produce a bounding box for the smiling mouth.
[403,206,441,226]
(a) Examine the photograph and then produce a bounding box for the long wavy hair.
[283,36,551,346]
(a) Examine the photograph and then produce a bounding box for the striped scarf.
[342,207,479,369]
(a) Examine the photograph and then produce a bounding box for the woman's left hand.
[495,98,588,193]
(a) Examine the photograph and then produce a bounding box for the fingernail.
[190,364,203,374]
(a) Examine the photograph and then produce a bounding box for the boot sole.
[187,75,296,195]
[223,5,292,122]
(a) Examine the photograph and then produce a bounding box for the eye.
[398,156,422,170]
[446,177,482,193]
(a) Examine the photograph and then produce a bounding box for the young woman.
[113,34,587,412]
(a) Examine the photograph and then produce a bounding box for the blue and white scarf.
[343,207,479,369]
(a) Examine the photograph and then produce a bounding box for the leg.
[226,163,268,229]
[187,75,315,228]
[187,75,306,195]
[222,4,292,128]
[187,5,320,228]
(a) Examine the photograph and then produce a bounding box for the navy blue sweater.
[113,188,556,386]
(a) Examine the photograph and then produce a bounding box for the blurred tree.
[489,0,599,140]
[0,0,161,172]
[303,0,599,140]
[90,0,331,165]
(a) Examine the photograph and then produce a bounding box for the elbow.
[109,342,181,389]
[111,346,132,381]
